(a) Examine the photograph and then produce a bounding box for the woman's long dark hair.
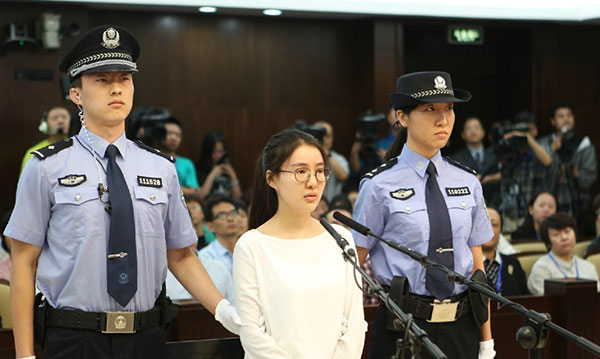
[249,129,326,229]
[383,105,416,161]
[196,131,226,184]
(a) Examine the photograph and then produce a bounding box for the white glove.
[478,339,496,359]
[214,298,241,335]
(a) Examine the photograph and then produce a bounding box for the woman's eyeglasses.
[279,168,330,183]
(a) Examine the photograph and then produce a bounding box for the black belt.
[383,285,470,323]
[47,306,162,334]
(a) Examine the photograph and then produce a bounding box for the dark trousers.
[43,327,166,359]
[369,303,479,359]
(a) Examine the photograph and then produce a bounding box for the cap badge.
[101,27,120,49]
[434,76,447,90]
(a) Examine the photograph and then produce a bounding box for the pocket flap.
[54,185,99,205]
[134,186,168,205]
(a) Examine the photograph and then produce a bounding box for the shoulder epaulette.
[31,137,74,160]
[444,156,477,176]
[134,140,175,163]
[362,157,398,180]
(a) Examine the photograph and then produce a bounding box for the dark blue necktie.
[105,144,137,307]
[425,161,455,299]
[474,152,483,172]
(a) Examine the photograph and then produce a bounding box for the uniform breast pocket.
[446,195,475,237]
[389,199,428,247]
[53,185,103,237]
[133,187,168,236]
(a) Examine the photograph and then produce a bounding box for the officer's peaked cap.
[389,71,471,110]
[59,25,140,82]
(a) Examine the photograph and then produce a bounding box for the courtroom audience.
[585,194,600,257]
[161,117,200,195]
[314,121,350,202]
[512,192,557,241]
[199,195,240,275]
[527,213,599,295]
[196,131,243,200]
[483,208,528,296]
[311,197,329,220]
[233,199,249,238]
[184,194,215,250]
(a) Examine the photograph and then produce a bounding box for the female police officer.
[352,71,495,358]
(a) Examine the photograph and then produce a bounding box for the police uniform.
[5,25,196,358]
[352,71,494,359]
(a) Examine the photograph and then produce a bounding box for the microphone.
[319,217,356,257]
[333,211,370,236]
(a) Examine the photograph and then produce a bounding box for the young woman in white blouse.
[527,212,599,295]
[233,129,366,359]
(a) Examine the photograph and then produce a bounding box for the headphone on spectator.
[38,110,49,134]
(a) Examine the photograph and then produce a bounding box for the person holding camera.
[196,131,242,200]
[538,102,597,235]
[349,111,386,188]
[353,71,495,359]
[314,121,350,201]
[493,111,552,231]
[160,117,200,195]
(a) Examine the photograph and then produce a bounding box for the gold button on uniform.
[405,206,411,211]
[75,194,81,201]
[150,195,156,201]
[461,202,467,207]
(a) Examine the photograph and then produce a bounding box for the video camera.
[291,120,327,143]
[356,110,386,144]
[128,106,170,147]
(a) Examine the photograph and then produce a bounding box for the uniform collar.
[398,145,443,178]
[494,250,502,264]
[77,127,128,159]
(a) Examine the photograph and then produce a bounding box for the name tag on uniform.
[58,174,87,187]
[445,187,470,196]
[137,176,162,188]
[390,188,415,200]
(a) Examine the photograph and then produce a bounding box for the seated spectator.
[512,192,557,241]
[311,197,329,220]
[199,195,240,274]
[314,121,349,202]
[0,212,12,282]
[450,117,501,207]
[234,200,249,238]
[196,132,242,200]
[161,117,200,195]
[527,213,599,295]
[347,190,359,211]
[329,194,353,213]
[585,195,600,256]
[166,244,233,302]
[184,194,215,250]
[483,208,528,296]
[21,106,71,173]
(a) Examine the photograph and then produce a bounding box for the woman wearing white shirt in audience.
[527,212,599,295]
[233,129,366,359]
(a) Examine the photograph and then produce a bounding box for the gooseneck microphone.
[333,211,370,236]
[319,217,356,257]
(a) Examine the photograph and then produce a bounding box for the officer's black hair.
[204,194,237,222]
[71,76,82,89]
[249,129,326,229]
[549,101,575,119]
[540,212,578,251]
[383,105,417,161]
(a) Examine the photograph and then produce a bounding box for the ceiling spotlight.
[263,9,282,16]
[199,6,217,13]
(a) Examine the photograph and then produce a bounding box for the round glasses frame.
[279,168,331,183]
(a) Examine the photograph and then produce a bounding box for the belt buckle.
[427,299,458,323]
[102,311,136,334]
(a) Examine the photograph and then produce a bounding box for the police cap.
[58,25,140,82]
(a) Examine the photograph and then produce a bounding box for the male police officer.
[6,25,239,359]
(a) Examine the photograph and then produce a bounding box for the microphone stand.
[360,224,600,358]
[338,245,447,359]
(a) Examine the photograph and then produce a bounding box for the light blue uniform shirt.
[352,145,493,296]
[5,129,197,312]
[198,239,233,274]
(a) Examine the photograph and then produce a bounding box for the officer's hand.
[215,298,241,335]
[478,339,496,359]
